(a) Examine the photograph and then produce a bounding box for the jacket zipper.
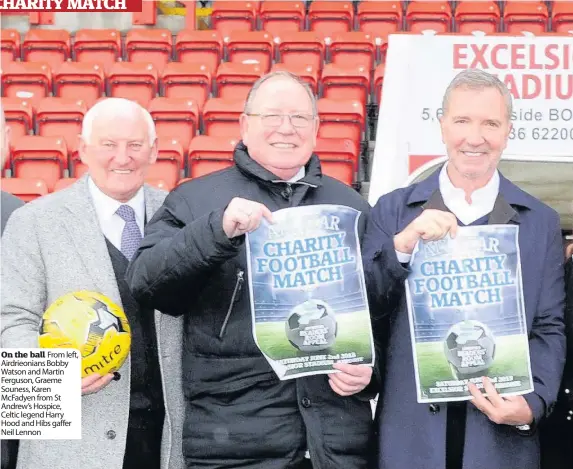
[219,269,245,339]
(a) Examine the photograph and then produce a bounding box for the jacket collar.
[408,165,533,224]
[233,141,323,188]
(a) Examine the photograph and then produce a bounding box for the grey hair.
[81,97,156,146]
[442,69,513,119]
[244,71,318,116]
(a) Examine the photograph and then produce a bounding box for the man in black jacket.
[126,71,374,469]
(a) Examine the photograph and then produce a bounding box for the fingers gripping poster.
[406,225,533,403]
[246,205,375,380]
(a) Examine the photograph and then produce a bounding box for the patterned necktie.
[116,205,142,261]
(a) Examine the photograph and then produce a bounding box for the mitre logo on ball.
[285,299,338,352]
[443,319,496,380]
[39,291,131,378]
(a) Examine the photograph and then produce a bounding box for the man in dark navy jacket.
[363,69,566,469]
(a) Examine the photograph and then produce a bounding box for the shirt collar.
[287,167,305,183]
[439,162,500,207]
[88,176,145,226]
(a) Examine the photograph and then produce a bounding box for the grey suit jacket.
[1,191,24,234]
[1,176,184,469]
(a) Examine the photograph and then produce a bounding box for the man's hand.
[468,377,533,426]
[328,363,373,397]
[393,209,459,255]
[81,373,114,396]
[222,197,274,239]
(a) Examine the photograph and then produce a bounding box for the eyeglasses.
[246,113,316,129]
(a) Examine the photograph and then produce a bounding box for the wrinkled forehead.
[250,78,314,114]
[91,112,149,142]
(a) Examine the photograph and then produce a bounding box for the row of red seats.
[0,176,181,202]
[1,29,383,74]
[1,59,384,110]
[3,95,365,153]
[5,2,573,74]
[205,1,573,37]
[1,134,360,192]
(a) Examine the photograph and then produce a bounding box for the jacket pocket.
[218,269,244,339]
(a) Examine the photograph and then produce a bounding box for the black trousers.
[446,402,467,469]
[297,459,314,469]
[122,409,164,469]
[1,441,18,469]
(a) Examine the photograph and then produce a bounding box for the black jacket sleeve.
[126,190,241,315]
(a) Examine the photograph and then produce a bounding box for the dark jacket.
[540,255,573,469]
[362,168,566,469]
[126,143,373,469]
[1,191,24,234]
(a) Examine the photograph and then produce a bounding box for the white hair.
[81,97,156,146]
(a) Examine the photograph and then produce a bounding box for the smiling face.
[440,86,511,189]
[240,76,319,180]
[79,109,157,202]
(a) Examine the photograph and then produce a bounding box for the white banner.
[369,32,573,205]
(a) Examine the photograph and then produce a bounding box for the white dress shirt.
[287,167,305,183]
[396,163,500,263]
[88,177,145,253]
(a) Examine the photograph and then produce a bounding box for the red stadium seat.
[406,1,452,33]
[455,1,500,35]
[308,1,354,38]
[314,137,357,186]
[148,138,184,189]
[161,62,212,111]
[70,148,88,178]
[35,97,87,151]
[216,62,263,101]
[73,29,121,73]
[270,63,319,94]
[317,99,364,148]
[2,98,34,147]
[22,29,70,69]
[175,30,223,74]
[1,178,49,201]
[107,62,158,108]
[11,135,67,191]
[53,177,78,192]
[1,29,21,63]
[552,1,573,33]
[1,62,52,105]
[202,98,244,137]
[320,64,371,109]
[277,32,325,71]
[148,97,199,152]
[211,1,258,37]
[374,63,385,104]
[226,31,274,73]
[329,32,377,71]
[504,1,548,34]
[260,1,306,36]
[53,62,105,108]
[357,1,403,39]
[125,28,173,72]
[315,137,359,172]
[188,135,238,178]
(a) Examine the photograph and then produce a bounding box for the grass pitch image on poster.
[406,224,533,403]
[246,204,375,380]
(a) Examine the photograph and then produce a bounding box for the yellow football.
[39,291,131,378]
